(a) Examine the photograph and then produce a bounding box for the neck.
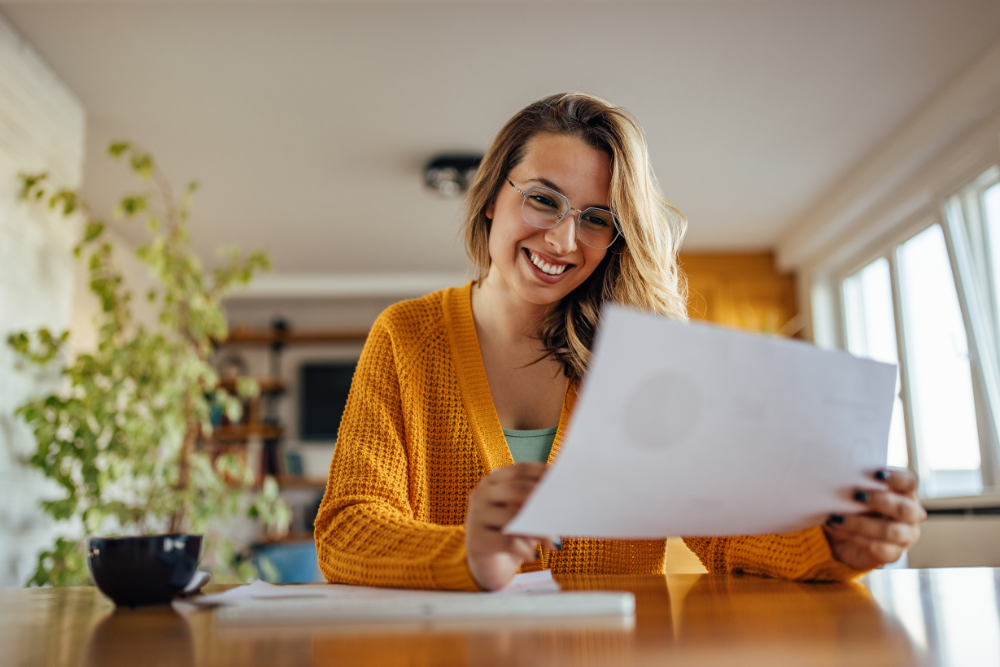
[471,266,555,345]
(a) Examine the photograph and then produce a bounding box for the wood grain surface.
[4,568,998,666]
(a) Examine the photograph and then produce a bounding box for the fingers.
[827,470,926,570]
[466,463,548,556]
[488,462,547,483]
[825,527,907,568]
[469,465,543,515]
[479,478,539,505]
[464,463,551,591]
[475,503,524,530]
[826,513,921,547]
[877,467,919,496]
[853,488,927,525]
[506,536,541,562]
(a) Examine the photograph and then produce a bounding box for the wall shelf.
[271,474,327,490]
[222,327,370,345]
[206,424,283,441]
[217,376,286,394]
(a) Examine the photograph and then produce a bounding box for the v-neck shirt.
[502,426,559,464]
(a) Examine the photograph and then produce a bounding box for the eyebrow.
[524,177,611,211]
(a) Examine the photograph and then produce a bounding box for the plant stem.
[169,423,199,533]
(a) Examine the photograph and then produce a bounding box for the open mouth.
[524,248,573,277]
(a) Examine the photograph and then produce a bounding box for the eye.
[529,193,559,209]
[581,212,612,228]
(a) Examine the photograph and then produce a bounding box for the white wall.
[0,12,85,587]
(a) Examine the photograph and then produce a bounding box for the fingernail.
[553,539,562,551]
[875,470,890,482]
[826,514,845,526]
[854,491,869,503]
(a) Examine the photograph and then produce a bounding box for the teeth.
[528,251,567,276]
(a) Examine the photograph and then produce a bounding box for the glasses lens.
[521,187,567,229]
[578,209,618,249]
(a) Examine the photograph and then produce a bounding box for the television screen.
[300,361,357,441]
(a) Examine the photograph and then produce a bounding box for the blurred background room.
[2,0,1000,587]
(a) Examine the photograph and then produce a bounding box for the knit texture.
[314,283,864,590]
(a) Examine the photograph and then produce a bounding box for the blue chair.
[252,541,323,583]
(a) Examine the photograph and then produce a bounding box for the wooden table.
[4,568,999,666]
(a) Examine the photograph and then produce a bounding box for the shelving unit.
[217,376,286,393]
[209,424,283,441]
[272,474,328,490]
[225,326,370,345]
[207,321,364,560]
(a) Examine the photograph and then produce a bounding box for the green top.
[502,426,558,464]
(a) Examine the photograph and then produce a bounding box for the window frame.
[941,169,1000,491]
[831,167,1000,498]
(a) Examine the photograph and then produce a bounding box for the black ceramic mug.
[87,534,203,607]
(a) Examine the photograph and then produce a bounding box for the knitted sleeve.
[682,527,867,581]
[313,315,480,591]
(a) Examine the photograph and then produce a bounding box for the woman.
[313,93,926,591]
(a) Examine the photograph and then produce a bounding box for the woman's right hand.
[465,462,557,591]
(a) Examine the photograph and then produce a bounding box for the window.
[897,226,982,496]
[842,258,908,469]
[839,166,1000,498]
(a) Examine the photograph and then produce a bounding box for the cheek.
[580,247,609,277]
[488,210,529,262]
[486,219,516,270]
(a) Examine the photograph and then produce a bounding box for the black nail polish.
[854,491,869,503]
[875,470,890,482]
[553,539,562,551]
[827,514,845,526]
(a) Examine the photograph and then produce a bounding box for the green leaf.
[27,537,89,587]
[49,190,79,216]
[117,195,147,218]
[18,172,48,200]
[236,377,260,399]
[83,222,105,243]
[130,153,154,180]
[108,142,130,157]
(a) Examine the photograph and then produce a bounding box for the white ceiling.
[3,0,1000,275]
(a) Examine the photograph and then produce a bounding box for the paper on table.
[185,571,633,625]
[505,305,897,539]
[188,570,561,608]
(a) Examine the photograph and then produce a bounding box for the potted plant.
[8,142,290,588]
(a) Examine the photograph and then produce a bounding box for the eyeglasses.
[507,179,621,250]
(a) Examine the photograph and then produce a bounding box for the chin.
[515,274,586,307]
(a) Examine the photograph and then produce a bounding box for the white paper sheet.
[505,305,897,539]
[182,571,633,625]
[188,570,561,609]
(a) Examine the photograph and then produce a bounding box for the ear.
[485,198,496,221]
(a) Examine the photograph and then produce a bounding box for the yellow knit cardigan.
[314,283,863,590]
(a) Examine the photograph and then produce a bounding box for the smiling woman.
[313,93,926,592]
[466,98,688,384]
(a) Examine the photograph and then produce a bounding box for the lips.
[523,248,574,283]
[526,249,571,275]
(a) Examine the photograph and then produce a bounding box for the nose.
[544,210,579,255]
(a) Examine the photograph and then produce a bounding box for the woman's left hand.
[824,467,927,571]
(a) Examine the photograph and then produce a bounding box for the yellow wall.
[680,252,800,336]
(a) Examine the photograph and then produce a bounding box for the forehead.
[517,133,612,202]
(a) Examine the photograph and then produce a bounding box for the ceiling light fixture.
[424,154,482,197]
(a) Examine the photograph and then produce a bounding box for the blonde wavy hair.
[463,93,688,382]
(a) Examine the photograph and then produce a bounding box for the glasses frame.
[506,178,621,250]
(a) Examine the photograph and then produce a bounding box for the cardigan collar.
[442,282,576,473]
